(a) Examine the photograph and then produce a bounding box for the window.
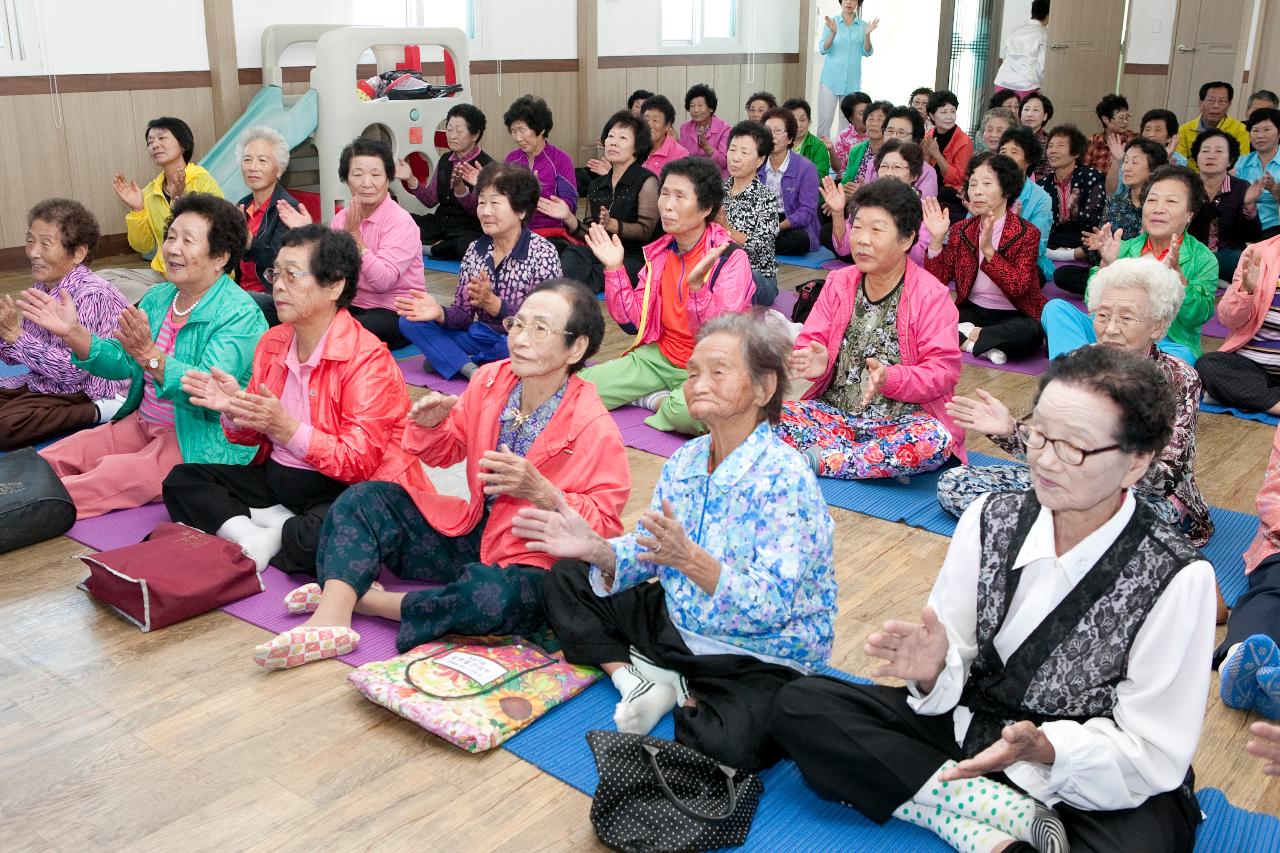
[0,0,43,73]
[351,1,476,39]
[661,0,738,47]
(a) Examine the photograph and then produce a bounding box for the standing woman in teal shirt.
[816,0,879,140]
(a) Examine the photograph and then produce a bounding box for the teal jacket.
[74,273,266,464]
[1086,233,1217,359]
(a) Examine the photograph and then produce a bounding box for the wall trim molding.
[1123,63,1169,76]
[599,52,798,69]
[0,234,135,273]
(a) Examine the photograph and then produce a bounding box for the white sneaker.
[631,390,672,411]
[984,348,1008,365]
[93,395,127,423]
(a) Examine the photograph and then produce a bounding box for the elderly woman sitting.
[255,280,629,668]
[761,107,821,257]
[1190,128,1263,281]
[395,103,494,261]
[279,137,423,349]
[1037,124,1107,253]
[924,153,1045,365]
[503,95,578,237]
[162,226,409,574]
[27,194,264,519]
[721,120,781,306]
[997,126,1054,282]
[825,140,931,265]
[102,116,224,304]
[234,125,302,323]
[517,312,836,771]
[777,180,964,480]
[774,344,1215,853]
[1,200,128,449]
[1198,236,1280,414]
[396,164,561,380]
[581,156,754,436]
[679,83,732,177]
[939,257,1213,547]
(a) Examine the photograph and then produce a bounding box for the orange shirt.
[656,239,706,368]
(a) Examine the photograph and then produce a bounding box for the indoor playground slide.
[198,85,319,202]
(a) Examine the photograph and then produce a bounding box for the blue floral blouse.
[590,421,837,666]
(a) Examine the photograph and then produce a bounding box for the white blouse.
[908,492,1217,810]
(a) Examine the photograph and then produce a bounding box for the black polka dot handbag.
[586,729,764,853]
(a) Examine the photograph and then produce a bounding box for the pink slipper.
[283,582,323,614]
[253,626,360,669]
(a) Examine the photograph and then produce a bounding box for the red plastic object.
[443,50,457,86]
[405,152,431,184]
[409,126,423,144]
[397,45,422,72]
[434,130,449,149]
[291,189,322,223]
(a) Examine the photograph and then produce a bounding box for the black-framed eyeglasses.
[263,267,312,286]
[1015,419,1122,467]
[501,316,573,341]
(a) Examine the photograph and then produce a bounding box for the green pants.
[579,343,705,435]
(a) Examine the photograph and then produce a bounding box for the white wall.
[1125,0,1177,64]
[598,0,799,56]
[29,0,209,74]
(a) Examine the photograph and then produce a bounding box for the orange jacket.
[224,308,414,484]
[398,360,631,569]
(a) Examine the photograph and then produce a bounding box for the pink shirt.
[269,324,332,470]
[330,193,425,311]
[967,214,1016,311]
[644,134,692,178]
[138,310,184,426]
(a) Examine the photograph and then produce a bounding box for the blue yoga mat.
[0,361,29,378]
[503,667,1280,851]
[818,452,1258,607]
[776,247,836,269]
[423,256,462,275]
[1201,401,1280,427]
[390,344,419,361]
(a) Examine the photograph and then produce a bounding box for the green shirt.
[795,132,832,181]
[1085,233,1217,359]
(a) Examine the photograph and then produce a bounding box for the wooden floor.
[1,255,1277,851]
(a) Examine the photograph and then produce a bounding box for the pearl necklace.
[171,293,202,317]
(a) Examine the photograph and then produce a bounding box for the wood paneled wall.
[1121,67,1173,126]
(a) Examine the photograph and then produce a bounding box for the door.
[1167,0,1251,121]
[1040,0,1128,130]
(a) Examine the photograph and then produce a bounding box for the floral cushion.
[347,634,600,752]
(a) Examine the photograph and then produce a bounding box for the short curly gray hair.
[235,125,289,174]
[1086,256,1185,332]
[695,309,791,425]
[981,107,1018,129]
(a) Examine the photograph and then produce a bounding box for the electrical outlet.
[1152,18,1162,33]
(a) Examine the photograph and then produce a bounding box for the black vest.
[958,491,1201,756]
[585,161,658,253]
[432,149,495,228]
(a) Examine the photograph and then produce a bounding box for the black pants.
[1216,553,1280,666]
[1052,264,1090,295]
[560,244,646,294]
[414,211,483,261]
[1196,350,1280,413]
[957,301,1044,359]
[776,228,812,257]
[543,560,801,771]
[769,678,1201,852]
[1048,222,1086,250]
[819,219,851,261]
[162,459,349,574]
[349,306,409,350]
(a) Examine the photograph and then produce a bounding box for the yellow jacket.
[1175,115,1250,172]
[124,163,223,273]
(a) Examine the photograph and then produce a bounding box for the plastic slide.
[199,85,319,202]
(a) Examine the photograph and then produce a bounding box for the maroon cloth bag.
[78,522,264,631]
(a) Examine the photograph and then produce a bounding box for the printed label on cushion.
[348,635,601,753]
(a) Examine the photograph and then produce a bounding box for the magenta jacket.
[603,222,755,353]
[1216,233,1280,353]
[794,260,967,462]
[678,116,733,177]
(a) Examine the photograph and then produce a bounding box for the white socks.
[609,651,688,735]
[250,504,296,529]
[631,390,672,412]
[217,514,282,573]
[895,762,1069,853]
[1046,247,1077,263]
[93,395,127,423]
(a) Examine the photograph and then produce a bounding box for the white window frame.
[660,0,741,50]
[0,0,45,75]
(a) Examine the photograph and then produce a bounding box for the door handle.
[1049,42,1068,49]
[1176,44,1197,53]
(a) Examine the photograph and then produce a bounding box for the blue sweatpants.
[398,319,508,379]
[1040,299,1196,364]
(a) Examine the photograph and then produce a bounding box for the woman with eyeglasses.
[255,279,629,668]
[938,257,1213,548]
[395,163,562,380]
[162,226,413,574]
[774,345,1214,853]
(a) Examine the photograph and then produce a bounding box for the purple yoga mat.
[819,258,849,272]
[960,350,1050,376]
[65,502,171,550]
[770,290,798,317]
[610,405,689,457]
[398,355,470,392]
[1042,281,1086,309]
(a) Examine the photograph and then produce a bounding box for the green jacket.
[74,273,266,464]
[1086,233,1217,359]
[795,132,832,180]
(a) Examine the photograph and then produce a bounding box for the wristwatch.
[147,355,161,370]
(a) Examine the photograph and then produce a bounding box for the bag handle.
[405,644,557,700]
[642,743,739,822]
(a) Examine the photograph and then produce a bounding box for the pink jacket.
[331,194,426,311]
[1245,423,1280,574]
[603,223,755,354]
[1216,233,1280,353]
[795,260,967,462]
[396,360,631,570]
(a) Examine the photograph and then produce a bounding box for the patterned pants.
[937,463,1181,526]
[317,481,548,652]
[776,400,953,480]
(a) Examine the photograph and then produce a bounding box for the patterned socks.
[1221,634,1280,718]
[610,665,676,735]
[896,762,1069,853]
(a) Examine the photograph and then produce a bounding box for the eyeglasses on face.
[1015,419,1122,466]
[263,267,312,286]
[501,316,573,341]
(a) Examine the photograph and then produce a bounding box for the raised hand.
[393,157,414,182]
[225,383,297,443]
[865,605,950,689]
[866,16,880,34]
[0,295,20,344]
[536,195,574,223]
[181,366,243,413]
[585,222,626,270]
[1263,173,1278,198]
[824,14,837,33]
[343,200,364,236]
[1163,232,1184,280]
[1240,244,1263,295]
[860,356,887,408]
[636,499,701,574]
[789,340,829,380]
[920,135,942,164]
[512,488,606,564]
[1245,177,1265,209]
[393,290,443,323]
[978,214,996,260]
[17,288,80,339]
[1105,132,1127,162]
[1096,223,1124,267]
[685,242,732,293]
[945,389,1015,437]
[478,443,556,508]
[586,157,611,176]
[820,176,846,215]
[922,196,951,248]
[940,721,1056,781]
[597,206,613,234]
[408,391,458,429]
[454,159,482,187]
[112,174,144,211]
[464,272,500,315]
[114,306,157,367]
[276,199,313,228]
